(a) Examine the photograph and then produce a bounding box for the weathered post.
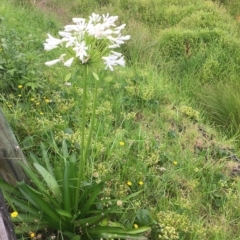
[0,107,30,239]
[0,108,29,185]
[0,190,17,240]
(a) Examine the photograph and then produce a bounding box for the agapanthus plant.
[1,13,151,240]
[44,13,130,71]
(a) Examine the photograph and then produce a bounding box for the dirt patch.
[35,0,71,24]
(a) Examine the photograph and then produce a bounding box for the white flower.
[88,23,113,39]
[102,13,118,27]
[44,34,62,51]
[102,51,125,71]
[89,13,101,24]
[45,54,66,66]
[45,59,61,66]
[64,57,74,67]
[44,13,130,70]
[73,41,88,63]
[107,34,131,46]
[44,44,58,51]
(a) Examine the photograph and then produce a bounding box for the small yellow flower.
[40,112,44,115]
[119,141,125,146]
[133,224,138,229]
[11,211,18,218]
[173,161,178,165]
[138,181,144,185]
[30,98,35,101]
[127,181,132,186]
[18,94,21,97]
[45,99,50,103]
[18,85,23,89]
[29,232,35,238]
[35,102,40,106]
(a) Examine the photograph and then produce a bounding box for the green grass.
[1,0,240,239]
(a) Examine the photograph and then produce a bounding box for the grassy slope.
[1,0,240,239]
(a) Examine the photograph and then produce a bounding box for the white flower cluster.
[44,13,130,71]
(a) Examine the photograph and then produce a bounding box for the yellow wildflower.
[134,224,138,229]
[119,141,125,146]
[11,211,18,218]
[40,112,44,115]
[18,85,23,89]
[30,98,35,101]
[127,181,132,186]
[138,181,144,185]
[45,99,50,103]
[173,161,178,165]
[29,232,35,238]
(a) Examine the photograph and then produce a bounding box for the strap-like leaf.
[34,162,61,199]
[80,182,104,217]
[17,183,69,230]
[40,142,53,174]
[63,164,71,213]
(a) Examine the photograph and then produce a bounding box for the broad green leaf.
[10,198,39,217]
[136,209,154,225]
[34,162,61,199]
[68,159,78,208]
[71,235,81,240]
[123,226,151,234]
[62,139,69,163]
[11,213,42,223]
[0,178,19,195]
[17,183,68,230]
[63,164,71,213]
[86,226,149,239]
[80,182,104,217]
[29,152,40,164]
[56,209,72,218]
[19,162,46,193]
[40,142,53,174]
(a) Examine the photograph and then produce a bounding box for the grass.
[1,0,240,239]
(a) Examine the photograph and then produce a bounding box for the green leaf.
[19,162,46,193]
[62,139,69,162]
[56,209,72,218]
[10,198,39,217]
[65,73,71,82]
[92,71,99,81]
[11,213,42,223]
[34,162,61,199]
[86,226,150,239]
[80,182,104,217]
[63,164,71,213]
[29,152,40,164]
[71,235,81,240]
[40,142,53,174]
[0,178,19,195]
[17,183,68,230]
[136,209,154,225]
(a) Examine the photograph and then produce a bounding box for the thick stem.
[84,76,98,161]
[74,66,88,212]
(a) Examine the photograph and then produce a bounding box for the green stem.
[84,75,98,161]
[74,66,88,212]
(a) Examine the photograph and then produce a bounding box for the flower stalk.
[44,11,131,215]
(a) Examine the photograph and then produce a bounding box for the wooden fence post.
[0,189,17,240]
[0,107,30,239]
[0,108,29,186]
